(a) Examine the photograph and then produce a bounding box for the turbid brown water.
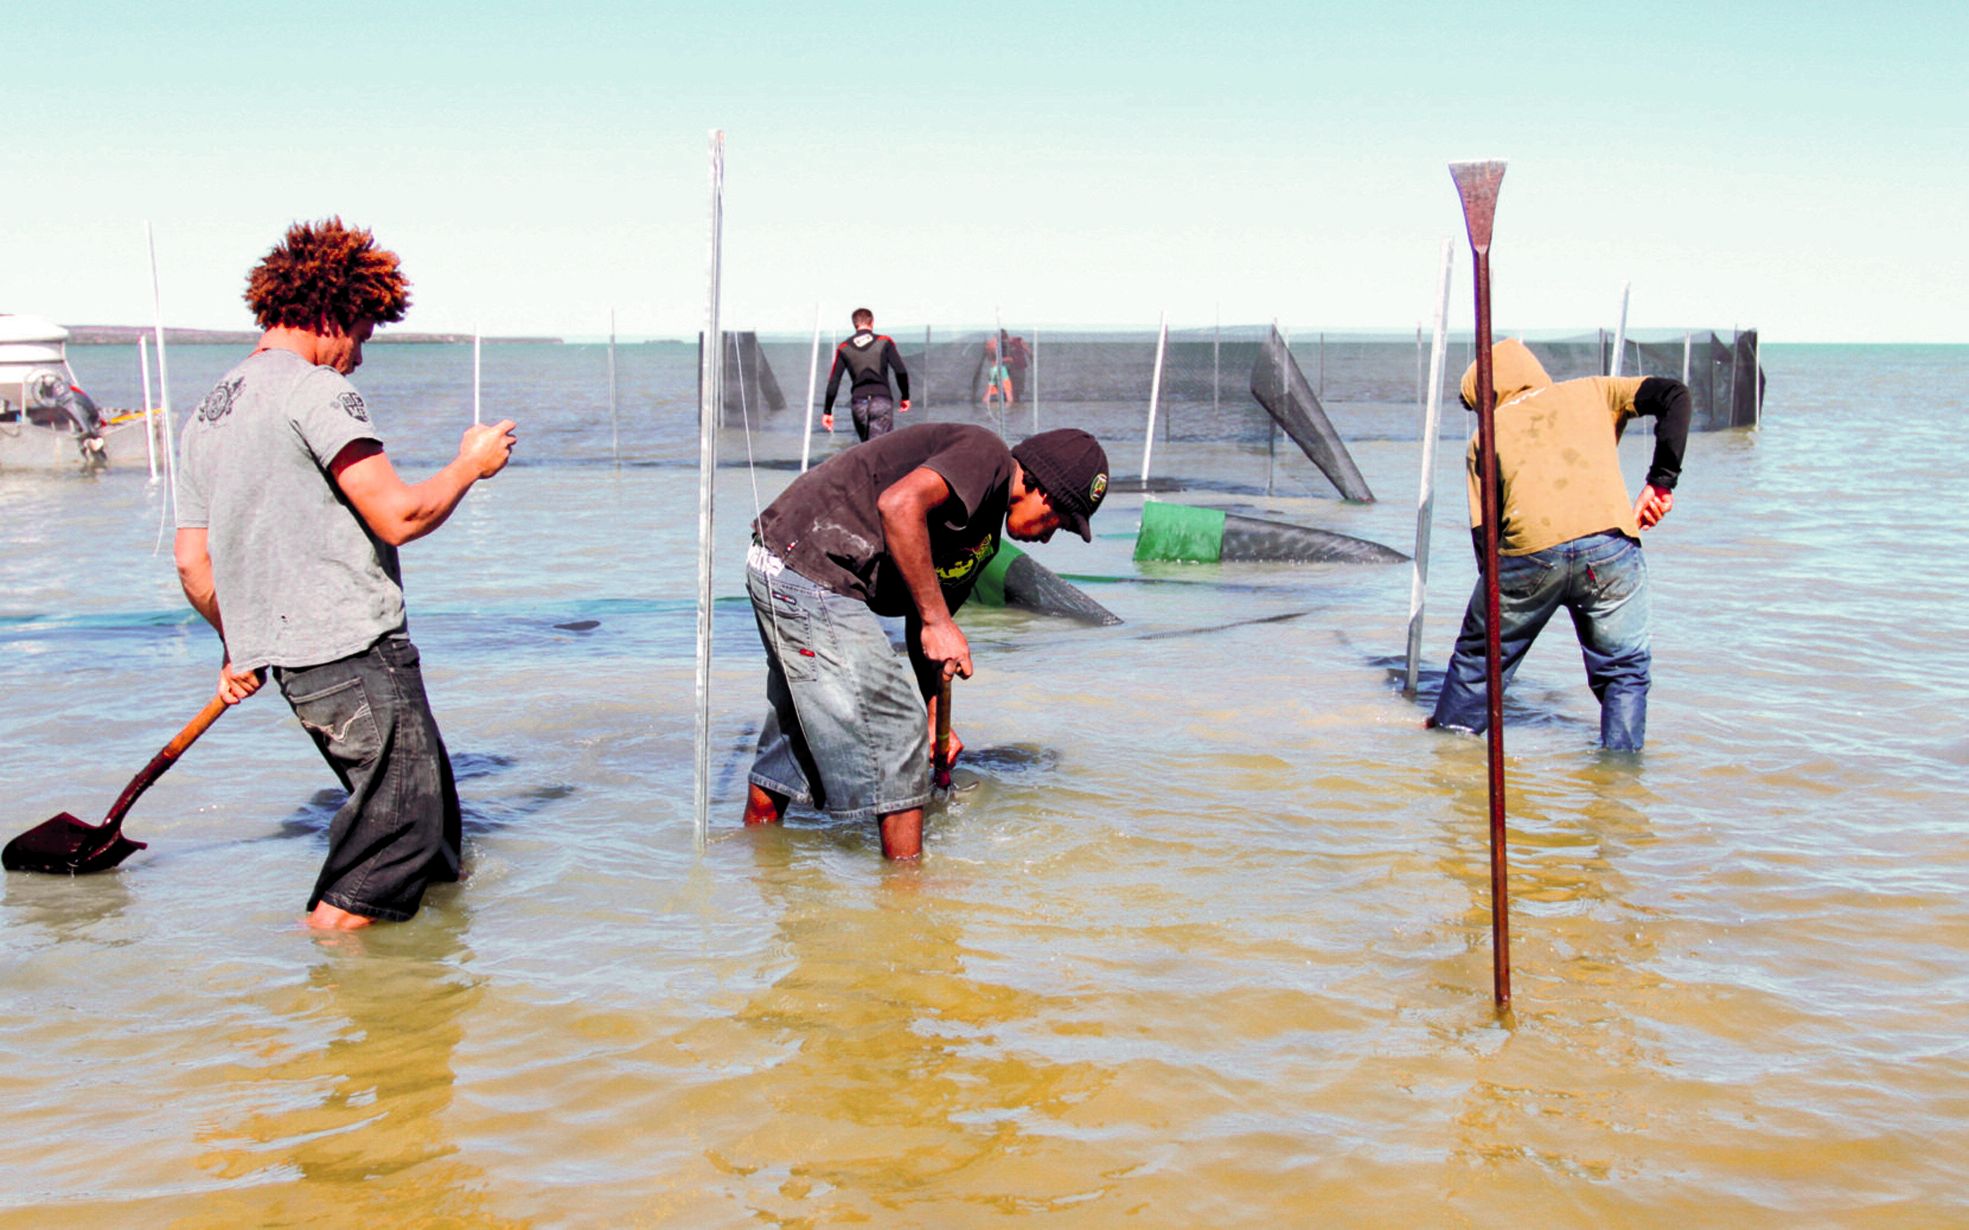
[0,341,1963,1225]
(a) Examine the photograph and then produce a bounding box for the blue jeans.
[1431,531,1652,751]
[746,546,931,821]
[850,395,895,442]
[273,634,462,921]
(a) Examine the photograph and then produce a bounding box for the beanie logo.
[1089,473,1108,505]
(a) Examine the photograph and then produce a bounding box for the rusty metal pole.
[1450,160,1511,1009]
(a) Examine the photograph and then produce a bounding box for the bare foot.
[306,901,374,930]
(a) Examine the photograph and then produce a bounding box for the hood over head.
[1460,337,1552,411]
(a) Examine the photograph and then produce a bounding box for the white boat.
[0,314,157,472]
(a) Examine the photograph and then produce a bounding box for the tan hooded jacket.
[1461,338,1648,555]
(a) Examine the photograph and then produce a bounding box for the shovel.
[3,695,230,874]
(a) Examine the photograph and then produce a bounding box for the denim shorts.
[273,634,462,921]
[746,545,931,821]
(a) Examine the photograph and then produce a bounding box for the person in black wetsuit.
[821,308,912,442]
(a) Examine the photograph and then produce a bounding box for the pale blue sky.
[9,1,1963,341]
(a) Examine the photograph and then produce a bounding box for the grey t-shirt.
[176,349,405,671]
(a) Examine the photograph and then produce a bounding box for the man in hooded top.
[1429,338,1691,752]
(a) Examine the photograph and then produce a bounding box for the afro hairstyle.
[243,217,411,333]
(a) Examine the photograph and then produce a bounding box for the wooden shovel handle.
[102,694,231,829]
[934,676,953,791]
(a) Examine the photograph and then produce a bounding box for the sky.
[8,1,1964,342]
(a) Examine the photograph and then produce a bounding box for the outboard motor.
[26,369,107,460]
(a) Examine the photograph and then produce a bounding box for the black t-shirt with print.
[754,422,1012,617]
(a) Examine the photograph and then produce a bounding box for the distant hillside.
[65,324,562,345]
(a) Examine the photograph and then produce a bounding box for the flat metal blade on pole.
[1449,158,1511,1009]
[693,130,727,852]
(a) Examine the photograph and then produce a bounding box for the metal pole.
[993,305,1006,436]
[1610,281,1631,378]
[1415,323,1424,420]
[1730,326,1742,428]
[800,303,822,473]
[1139,310,1167,482]
[1752,329,1762,430]
[693,130,727,852]
[1405,239,1454,696]
[1268,322,1283,496]
[138,333,157,480]
[145,222,177,526]
[607,309,619,466]
[473,325,482,426]
[1212,305,1221,422]
[923,323,931,412]
[1681,331,1692,384]
[1030,325,1040,435]
[1450,159,1511,1010]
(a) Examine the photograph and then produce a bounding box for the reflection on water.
[697,834,1115,1222]
[3,344,1968,1224]
[188,916,514,1226]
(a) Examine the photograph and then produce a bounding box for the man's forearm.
[1636,376,1692,490]
[883,509,953,628]
[389,458,479,544]
[823,358,844,414]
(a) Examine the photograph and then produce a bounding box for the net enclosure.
[701,321,1764,494]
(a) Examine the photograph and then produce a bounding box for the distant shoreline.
[64,325,563,346]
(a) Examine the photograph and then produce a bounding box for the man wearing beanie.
[743,423,1109,858]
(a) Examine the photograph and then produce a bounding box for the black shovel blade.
[2,812,147,874]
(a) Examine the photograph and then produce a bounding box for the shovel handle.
[102,694,231,829]
[933,676,953,792]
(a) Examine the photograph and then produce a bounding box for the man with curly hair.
[174,218,518,930]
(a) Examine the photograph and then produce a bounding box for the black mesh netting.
[703,323,1764,489]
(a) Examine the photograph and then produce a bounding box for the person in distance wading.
[173,218,517,929]
[1428,338,1691,752]
[821,307,912,442]
[742,424,1109,858]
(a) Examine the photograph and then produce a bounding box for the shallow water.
[1,341,1965,1225]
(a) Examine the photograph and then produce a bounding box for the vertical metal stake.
[1405,239,1454,696]
[693,130,727,852]
[1450,158,1512,1010]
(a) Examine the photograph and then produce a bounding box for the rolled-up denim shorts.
[747,543,931,821]
[273,633,462,921]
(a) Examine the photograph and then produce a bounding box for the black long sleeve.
[885,339,910,402]
[1634,376,1691,491]
[823,349,846,414]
